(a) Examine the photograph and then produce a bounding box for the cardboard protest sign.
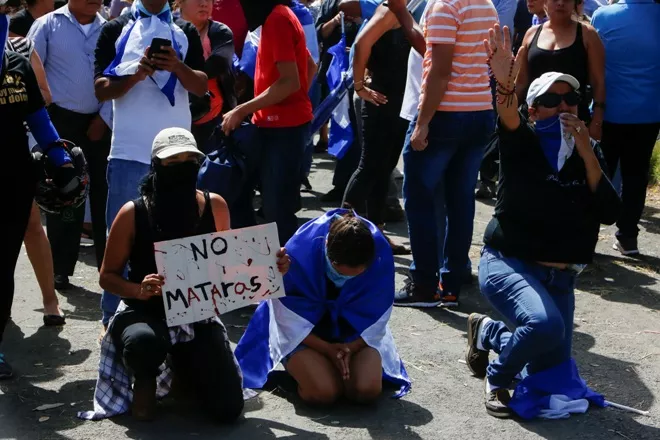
[154,223,285,327]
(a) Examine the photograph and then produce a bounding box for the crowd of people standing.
[1,0,659,425]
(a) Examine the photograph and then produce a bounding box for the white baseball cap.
[526,72,581,107]
[151,127,205,160]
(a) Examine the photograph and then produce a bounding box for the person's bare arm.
[29,50,52,105]
[99,202,141,298]
[94,51,155,102]
[338,0,362,18]
[411,43,453,150]
[150,46,208,97]
[387,0,426,55]
[321,13,342,39]
[222,61,302,134]
[487,25,527,132]
[209,192,231,231]
[583,24,605,140]
[514,25,537,102]
[95,75,144,102]
[307,53,318,91]
[353,6,396,105]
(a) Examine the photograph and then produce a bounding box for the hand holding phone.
[147,38,172,70]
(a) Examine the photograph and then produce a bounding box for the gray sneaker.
[0,353,13,380]
[485,379,513,418]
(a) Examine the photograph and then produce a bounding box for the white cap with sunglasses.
[526,72,581,108]
[151,128,205,160]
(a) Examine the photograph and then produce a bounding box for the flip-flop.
[43,314,66,326]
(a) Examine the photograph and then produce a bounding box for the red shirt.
[212,0,248,56]
[252,5,313,128]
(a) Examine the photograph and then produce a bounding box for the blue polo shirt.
[592,0,660,124]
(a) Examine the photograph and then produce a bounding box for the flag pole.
[340,11,345,34]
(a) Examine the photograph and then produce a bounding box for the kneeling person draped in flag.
[235,209,411,405]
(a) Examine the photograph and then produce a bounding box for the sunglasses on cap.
[533,90,581,108]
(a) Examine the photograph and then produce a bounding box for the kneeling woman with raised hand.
[235,210,411,405]
[464,25,620,419]
[79,128,290,422]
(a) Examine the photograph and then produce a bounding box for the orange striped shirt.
[421,0,498,112]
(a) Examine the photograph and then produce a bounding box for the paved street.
[1,152,660,440]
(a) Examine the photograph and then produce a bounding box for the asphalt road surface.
[1,153,659,440]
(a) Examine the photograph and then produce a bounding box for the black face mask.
[152,161,201,240]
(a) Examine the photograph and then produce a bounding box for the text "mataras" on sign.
[154,223,285,327]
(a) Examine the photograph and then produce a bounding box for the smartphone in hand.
[147,37,172,70]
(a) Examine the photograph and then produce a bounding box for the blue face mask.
[535,115,562,173]
[325,252,355,288]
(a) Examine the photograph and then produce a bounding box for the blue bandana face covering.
[535,115,563,173]
[325,252,355,288]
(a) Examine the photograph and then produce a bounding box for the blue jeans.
[259,123,310,246]
[478,246,576,387]
[101,158,151,325]
[403,110,494,293]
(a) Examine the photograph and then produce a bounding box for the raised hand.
[484,24,526,92]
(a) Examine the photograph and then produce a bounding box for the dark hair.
[139,162,158,206]
[326,213,376,268]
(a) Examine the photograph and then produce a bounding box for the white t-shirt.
[109,20,192,165]
[400,1,432,122]
[80,23,94,36]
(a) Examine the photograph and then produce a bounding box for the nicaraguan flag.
[103,1,186,106]
[234,209,411,398]
[323,34,353,159]
[509,358,606,419]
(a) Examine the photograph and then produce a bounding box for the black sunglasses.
[534,90,581,108]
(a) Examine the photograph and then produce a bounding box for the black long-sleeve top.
[484,114,622,264]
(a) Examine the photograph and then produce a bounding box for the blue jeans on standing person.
[101,158,151,326]
[259,123,310,246]
[402,110,494,295]
[478,246,576,388]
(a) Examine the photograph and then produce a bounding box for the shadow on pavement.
[640,204,660,236]
[117,415,331,439]
[0,321,93,439]
[54,284,104,323]
[519,328,659,440]
[579,253,660,311]
[257,370,433,440]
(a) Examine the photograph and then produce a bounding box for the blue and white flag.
[234,209,411,398]
[323,33,354,159]
[103,0,187,106]
[236,1,319,79]
[237,27,260,79]
[535,115,577,173]
[290,1,319,64]
[509,358,605,419]
[103,0,188,106]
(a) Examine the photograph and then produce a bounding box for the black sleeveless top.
[124,191,217,319]
[527,23,591,121]
[367,27,411,105]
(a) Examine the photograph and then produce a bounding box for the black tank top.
[124,191,217,319]
[527,23,591,120]
[366,27,411,104]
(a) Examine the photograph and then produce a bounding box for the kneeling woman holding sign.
[80,128,290,422]
[235,210,411,404]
